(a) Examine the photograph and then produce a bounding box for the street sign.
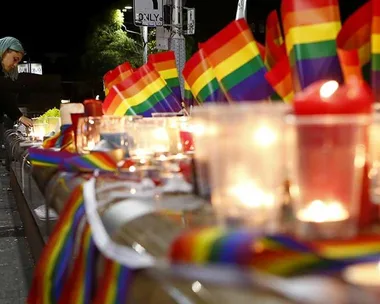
[133,0,164,27]
[18,63,43,75]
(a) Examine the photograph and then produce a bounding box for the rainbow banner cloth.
[103,62,134,96]
[28,185,86,304]
[264,10,286,70]
[42,125,75,152]
[372,0,380,100]
[183,48,227,104]
[28,147,77,168]
[169,228,380,277]
[102,63,182,117]
[202,19,274,101]
[337,1,371,83]
[281,0,343,91]
[148,51,182,101]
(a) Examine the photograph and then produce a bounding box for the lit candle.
[296,200,349,223]
[343,262,380,287]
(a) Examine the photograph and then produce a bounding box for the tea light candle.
[296,200,349,223]
[343,262,380,287]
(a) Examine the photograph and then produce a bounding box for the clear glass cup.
[195,103,288,231]
[76,117,102,154]
[287,114,369,239]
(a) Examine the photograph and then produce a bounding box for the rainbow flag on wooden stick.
[337,1,371,83]
[265,56,294,102]
[281,0,343,91]
[372,0,380,100]
[264,10,286,69]
[103,62,134,95]
[102,63,182,117]
[148,51,182,101]
[182,48,227,104]
[202,19,274,101]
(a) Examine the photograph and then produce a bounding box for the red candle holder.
[84,99,103,117]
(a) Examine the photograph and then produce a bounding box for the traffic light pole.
[169,0,186,96]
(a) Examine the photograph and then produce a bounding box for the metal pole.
[236,0,248,20]
[170,0,186,96]
[142,26,148,64]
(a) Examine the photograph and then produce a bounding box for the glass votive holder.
[201,103,287,231]
[287,114,369,239]
[76,117,102,154]
[369,112,380,204]
[47,117,61,134]
[127,118,170,163]
[31,123,48,141]
[99,115,127,149]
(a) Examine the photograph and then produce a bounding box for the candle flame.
[297,200,349,223]
[320,81,339,99]
[228,181,274,208]
[253,126,277,147]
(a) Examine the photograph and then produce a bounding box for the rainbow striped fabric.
[202,19,274,101]
[265,56,294,102]
[169,228,380,277]
[337,1,371,83]
[184,80,196,107]
[94,258,131,304]
[372,0,380,100]
[62,151,121,172]
[182,48,227,103]
[58,223,98,304]
[102,63,182,117]
[28,185,85,304]
[28,147,76,168]
[42,125,75,151]
[103,62,134,95]
[148,51,182,101]
[281,0,343,91]
[264,10,286,69]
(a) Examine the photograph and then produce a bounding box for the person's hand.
[19,116,33,128]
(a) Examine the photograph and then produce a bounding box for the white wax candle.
[296,200,349,223]
[343,262,380,287]
[60,103,84,125]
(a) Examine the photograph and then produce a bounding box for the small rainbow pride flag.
[184,80,196,107]
[94,258,131,304]
[182,48,227,103]
[58,223,98,304]
[28,185,85,304]
[281,0,343,91]
[265,56,294,102]
[201,19,274,101]
[42,125,74,151]
[103,62,134,95]
[148,51,182,101]
[264,10,286,69]
[372,0,380,100]
[337,1,371,83]
[102,63,182,117]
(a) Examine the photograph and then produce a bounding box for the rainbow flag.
[182,48,227,103]
[281,0,343,91]
[58,223,98,304]
[264,10,286,69]
[102,63,182,117]
[28,147,76,168]
[372,0,380,99]
[62,151,120,172]
[28,186,85,304]
[184,80,196,107]
[42,125,75,151]
[103,62,134,95]
[169,228,380,277]
[202,19,274,101]
[265,55,294,102]
[94,258,131,304]
[148,51,182,101]
[337,1,371,83]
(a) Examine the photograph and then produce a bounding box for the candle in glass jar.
[228,180,275,208]
[296,200,349,222]
[84,99,103,117]
[343,262,380,287]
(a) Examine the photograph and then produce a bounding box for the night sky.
[0,0,370,79]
